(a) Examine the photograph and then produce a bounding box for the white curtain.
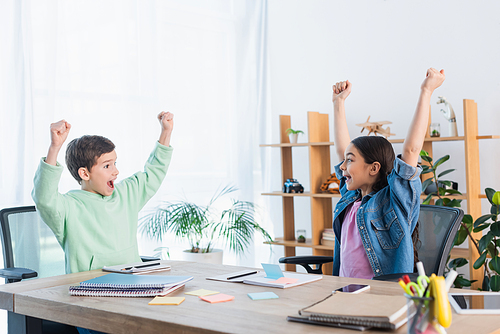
[0,0,273,268]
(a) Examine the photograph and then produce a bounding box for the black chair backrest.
[416,204,464,276]
[0,206,65,280]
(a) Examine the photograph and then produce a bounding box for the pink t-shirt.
[339,200,374,279]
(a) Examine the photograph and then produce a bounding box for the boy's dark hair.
[351,136,395,193]
[65,135,115,184]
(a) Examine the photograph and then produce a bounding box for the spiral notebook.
[298,292,408,330]
[69,273,193,297]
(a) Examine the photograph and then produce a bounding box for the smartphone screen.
[334,284,370,294]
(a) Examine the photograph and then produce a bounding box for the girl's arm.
[402,68,445,167]
[332,80,352,161]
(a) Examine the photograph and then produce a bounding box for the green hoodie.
[32,142,172,273]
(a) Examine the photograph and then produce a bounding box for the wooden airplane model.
[355,116,395,138]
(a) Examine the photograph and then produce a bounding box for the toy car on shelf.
[283,179,304,193]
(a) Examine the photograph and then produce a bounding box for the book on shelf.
[298,292,408,330]
[320,238,334,247]
[69,273,193,297]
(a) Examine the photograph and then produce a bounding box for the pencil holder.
[405,294,445,334]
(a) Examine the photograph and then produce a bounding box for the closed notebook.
[299,292,408,330]
[69,283,185,297]
[242,272,322,289]
[78,273,193,288]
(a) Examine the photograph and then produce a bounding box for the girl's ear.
[370,162,381,176]
[78,167,90,181]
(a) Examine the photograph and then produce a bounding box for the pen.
[123,262,161,271]
[227,271,258,280]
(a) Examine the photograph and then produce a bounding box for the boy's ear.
[369,162,381,176]
[78,167,90,181]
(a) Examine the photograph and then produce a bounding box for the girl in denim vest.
[331,68,445,278]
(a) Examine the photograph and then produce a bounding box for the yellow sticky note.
[185,289,219,296]
[148,296,185,305]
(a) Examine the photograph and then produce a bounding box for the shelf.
[263,191,470,200]
[389,135,499,144]
[265,238,333,251]
[259,141,335,147]
[262,191,341,198]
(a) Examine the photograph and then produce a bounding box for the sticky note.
[261,263,284,279]
[148,296,185,305]
[267,277,299,284]
[185,289,219,296]
[199,293,235,303]
[247,292,279,300]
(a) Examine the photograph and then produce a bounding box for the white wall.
[265,0,500,268]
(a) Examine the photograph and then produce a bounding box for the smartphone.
[334,284,370,294]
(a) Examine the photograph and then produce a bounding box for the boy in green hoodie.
[32,112,174,274]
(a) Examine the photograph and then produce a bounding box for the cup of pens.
[405,294,435,334]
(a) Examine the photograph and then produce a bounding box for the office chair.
[279,205,464,280]
[0,206,160,334]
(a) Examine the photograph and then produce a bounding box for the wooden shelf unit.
[261,101,497,286]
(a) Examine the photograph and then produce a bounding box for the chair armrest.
[0,267,38,281]
[140,256,161,262]
[279,256,333,275]
[372,272,417,282]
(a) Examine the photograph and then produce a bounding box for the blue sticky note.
[248,292,279,300]
[261,263,284,279]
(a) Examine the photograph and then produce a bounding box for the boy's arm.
[332,80,352,161]
[45,120,71,166]
[158,111,174,147]
[402,68,445,167]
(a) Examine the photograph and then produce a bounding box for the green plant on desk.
[140,185,273,255]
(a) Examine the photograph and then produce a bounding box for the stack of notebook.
[290,292,408,330]
[69,273,193,297]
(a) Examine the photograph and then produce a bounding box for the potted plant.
[420,150,500,290]
[140,185,273,263]
[286,128,304,143]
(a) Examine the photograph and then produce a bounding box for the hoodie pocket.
[370,209,404,250]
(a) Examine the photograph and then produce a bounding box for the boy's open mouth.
[107,180,115,189]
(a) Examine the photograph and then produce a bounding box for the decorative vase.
[289,133,298,143]
[182,248,223,264]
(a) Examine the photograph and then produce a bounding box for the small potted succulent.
[286,128,304,143]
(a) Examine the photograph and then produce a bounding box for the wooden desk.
[0,261,499,334]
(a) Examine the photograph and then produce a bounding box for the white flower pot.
[182,248,223,264]
[289,133,298,143]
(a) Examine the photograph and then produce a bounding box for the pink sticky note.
[199,293,235,304]
[268,277,299,284]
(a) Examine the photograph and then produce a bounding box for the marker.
[398,279,411,295]
[227,271,258,280]
[444,269,458,292]
[123,262,161,270]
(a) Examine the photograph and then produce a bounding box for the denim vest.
[332,157,422,277]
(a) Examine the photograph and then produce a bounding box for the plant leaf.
[421,179,434,193]
[478,232,495,253]
[422,193,434,205]
[454,227,468,246]
[473,252,487,269]
[474,223,491,233]
[437,169,456,178]
[454,275,473,288]
[482,275,491,291]
[490,256,500,275]
[433,155,450,169]
[474,214,495,228]
[420,150,429,157]
[420,155,433,163]
[493,191,500,206]
[490,275,500,292]
[462,214,473,228]
[448,257,468,269]
[491,221,500,237]
[485,188,496,205]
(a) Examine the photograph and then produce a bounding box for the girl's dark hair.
[350,136,395,192]
[65,135,115,184]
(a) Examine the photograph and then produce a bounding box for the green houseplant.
[420,150,500,290]
[286,128,304,143]
[140,185,273,256]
